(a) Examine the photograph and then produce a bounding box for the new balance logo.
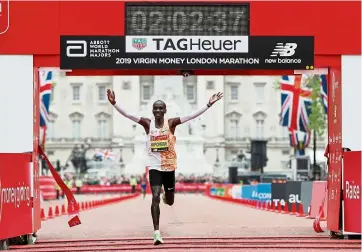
[270,43,298,57]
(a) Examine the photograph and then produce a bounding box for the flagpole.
[313,130,317,178]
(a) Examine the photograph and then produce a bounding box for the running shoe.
[153,232,164,245]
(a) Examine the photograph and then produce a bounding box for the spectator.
[130,175,137,193]
[75,177,83,194]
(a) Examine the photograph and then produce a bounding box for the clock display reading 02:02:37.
[125,4,249,36]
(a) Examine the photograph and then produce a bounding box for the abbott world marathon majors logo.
[0,178,32,223]
[66,40,120,58]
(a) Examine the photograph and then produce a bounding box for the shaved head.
[153,100,166,108]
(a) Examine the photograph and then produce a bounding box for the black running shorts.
[149,169,175,192]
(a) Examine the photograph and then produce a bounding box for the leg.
[150,185,161,230]
[162,171,175,206]
[149,170,162,231]
[143,185,147,198]
[149,170,164,245]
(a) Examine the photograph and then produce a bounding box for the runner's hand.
[107,89,116,105]
[208,92,224,106]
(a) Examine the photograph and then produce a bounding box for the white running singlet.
[146,119,177,172]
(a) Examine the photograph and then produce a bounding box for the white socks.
[154,230,160,235]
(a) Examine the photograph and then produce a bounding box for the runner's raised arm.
[169,92,224,127]
[107,89,141,123]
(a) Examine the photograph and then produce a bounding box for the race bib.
[150,135,169,152]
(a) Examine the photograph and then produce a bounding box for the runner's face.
[152,102,166,118]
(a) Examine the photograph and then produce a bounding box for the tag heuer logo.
[132,38,147,50]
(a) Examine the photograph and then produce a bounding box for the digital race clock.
[125,3,249,36]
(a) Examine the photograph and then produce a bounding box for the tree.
[305,75,326,137]
[305,75,327,177]
[274,75,327,176]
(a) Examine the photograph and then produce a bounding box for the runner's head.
[152,100,166,119]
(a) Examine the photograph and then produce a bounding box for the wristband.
[207,102,212,108]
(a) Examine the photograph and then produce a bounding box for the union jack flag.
[94,149,120,162]
[39,71,53,148]
[280,75,312,133]
[289,129,311,156]
[320,74,328,114]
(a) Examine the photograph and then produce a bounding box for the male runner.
[107,89,223,245]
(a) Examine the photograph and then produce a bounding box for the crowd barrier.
[207,177,361,235]
[40,193,140,221]
[39,176,57,200]
[39,178,208,200]
[342,151,361,234]
[207,181,328,220]
[0,153,37,240]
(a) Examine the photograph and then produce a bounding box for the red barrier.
[343,151,361,234]
[0,153,34,240]
[39,181,208,200]
[39,176,57,200]
[175,183,207,192]
[308,181,328,219]
[40,193,140,221]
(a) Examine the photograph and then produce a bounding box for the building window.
[46,121,54,140]
[282,149,290,155]
[206,81,215,90]
[230,119,239,139]
[142,84,152,100]
[230,85,238,101]
[254,82,266,103]
[140,76,154,101]
[186,85,195,100]
[183,76,197,102]
[98,119,109,139]
[72,85,80,101]
[72,119,81,139]
[122,81,131,90]
[230,150,238,161]
[98,86,106,101]
[256,119,264,139]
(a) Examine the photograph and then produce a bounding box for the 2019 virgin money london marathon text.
[129,58,259,65]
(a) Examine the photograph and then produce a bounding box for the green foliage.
[273,77,281,90]
[305,75,326,137]
[274,75,326,137]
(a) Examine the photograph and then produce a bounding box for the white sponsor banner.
[231,185,242,199]
[125,36,248,53]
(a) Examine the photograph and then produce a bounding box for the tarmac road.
[10,194,361,251]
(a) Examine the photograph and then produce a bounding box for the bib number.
[150,135,169,152]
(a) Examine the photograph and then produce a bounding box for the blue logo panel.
[210,187,216,196]
[256,183,272,202]
[241,185,258,200]
[241,183,272,201]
